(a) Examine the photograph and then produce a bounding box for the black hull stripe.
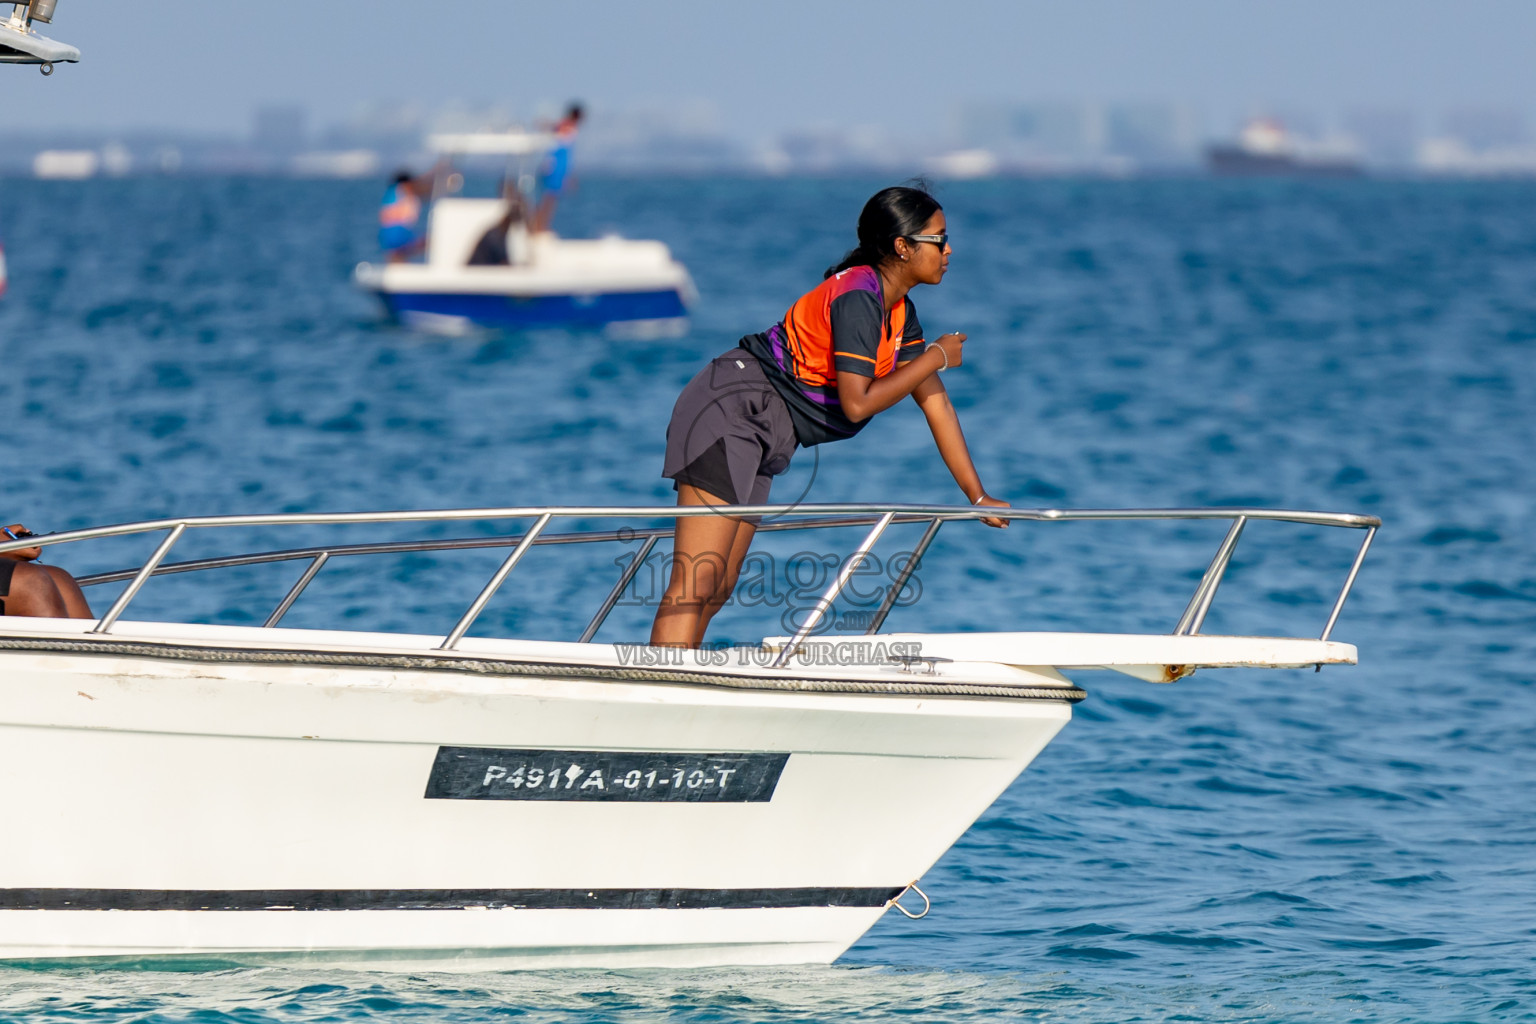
[0,887,904,912]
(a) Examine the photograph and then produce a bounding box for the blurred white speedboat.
[0,502,1376,970]
[354,132,695,336]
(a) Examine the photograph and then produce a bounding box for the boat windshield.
[427,131,555,201]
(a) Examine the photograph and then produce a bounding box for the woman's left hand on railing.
[2,523,43,561]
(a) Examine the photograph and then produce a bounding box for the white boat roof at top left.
[1,1,80,73]
[354,130,697,338]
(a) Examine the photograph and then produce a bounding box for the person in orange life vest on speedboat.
[650,184,1011,648]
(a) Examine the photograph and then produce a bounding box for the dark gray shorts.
[662,348,797,506]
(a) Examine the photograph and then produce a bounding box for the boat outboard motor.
[0,0,81,74]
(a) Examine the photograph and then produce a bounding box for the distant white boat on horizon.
[927,149,1002,180]
[1207,118,1363,178]
[290,149,382,179]
[32,149,99,179]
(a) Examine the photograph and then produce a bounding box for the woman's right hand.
[932,332,966,370]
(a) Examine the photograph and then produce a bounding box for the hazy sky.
[9,0,1536,139]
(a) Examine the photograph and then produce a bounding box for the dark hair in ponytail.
[825,182,942,279]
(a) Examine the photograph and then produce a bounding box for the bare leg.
[534,194,557,233]
[1,561,68,617]
[650,485,753,648]
[40,564,92,619]
[693,518,757,647]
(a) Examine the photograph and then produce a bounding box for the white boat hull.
[0,624,1073,968]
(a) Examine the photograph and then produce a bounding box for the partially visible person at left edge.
[533,102,583,233]
[378,165,439,263]
[0,524,93,619]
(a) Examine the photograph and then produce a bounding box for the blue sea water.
[1,176,1534,1022]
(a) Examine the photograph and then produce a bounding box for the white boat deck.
[0,617,1354,687]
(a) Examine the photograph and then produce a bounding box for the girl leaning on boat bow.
[651,184,1010,648]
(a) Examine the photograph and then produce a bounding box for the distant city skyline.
[9,0,1536,143]
[9,93,1536,179]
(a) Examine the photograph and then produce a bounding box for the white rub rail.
[0,504,1379,666]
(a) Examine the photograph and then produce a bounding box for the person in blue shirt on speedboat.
[378,164,443,263]
[650,184,1011,648]
[533,103,583,233]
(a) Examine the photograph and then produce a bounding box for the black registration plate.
[425,747,788,803]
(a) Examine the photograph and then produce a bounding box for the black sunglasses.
[905,233,948,249]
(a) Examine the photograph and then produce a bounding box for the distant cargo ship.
[1207,118,1363,178]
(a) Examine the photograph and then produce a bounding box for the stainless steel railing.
[0,503,1379,664]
